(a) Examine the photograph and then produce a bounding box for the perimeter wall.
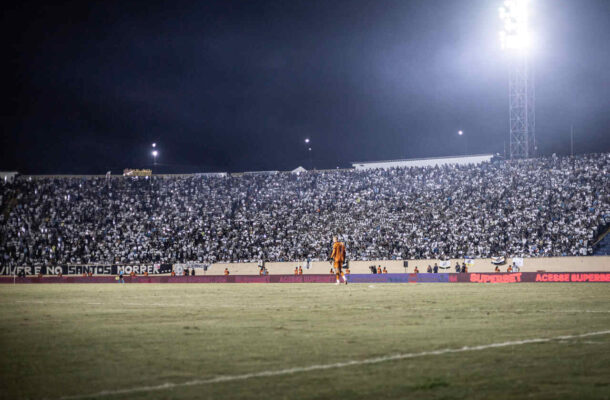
[5,256,608,276]
[208,256,610,275]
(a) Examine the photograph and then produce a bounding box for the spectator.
[0,153,607,267]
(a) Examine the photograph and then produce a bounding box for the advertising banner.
[1,272,609,284]
[0,264,172,276]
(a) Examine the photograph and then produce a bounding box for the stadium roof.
[352,154,495,170]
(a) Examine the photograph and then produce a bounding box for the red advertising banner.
[469,273,523,283]
[1,272,609,284]
[463,272,610,283]
[536,273,610,282]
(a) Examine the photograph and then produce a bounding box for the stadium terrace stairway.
[594,235,610,255]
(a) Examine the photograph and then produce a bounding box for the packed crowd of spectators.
[1,153,608,267]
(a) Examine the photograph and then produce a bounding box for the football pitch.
[1,283,609,400]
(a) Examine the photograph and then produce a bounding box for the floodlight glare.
[152,150,158,157]
[305,138,310,143]
[499,0,530,50]
[152,143,156,148]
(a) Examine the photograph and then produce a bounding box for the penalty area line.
[55,329,610,400]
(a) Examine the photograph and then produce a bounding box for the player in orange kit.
[330,235,347,285]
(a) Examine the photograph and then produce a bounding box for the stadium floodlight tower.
[499,0,535,159]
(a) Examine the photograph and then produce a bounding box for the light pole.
[151,143,158,168]
[499,0,535,159]
[570,125,574,157]
[308,147,312,170]
[304,139,312,169]
[458,130,467,155]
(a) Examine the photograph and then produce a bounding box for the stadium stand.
[0,153,608,270]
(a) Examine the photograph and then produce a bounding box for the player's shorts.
[334,260,343,274]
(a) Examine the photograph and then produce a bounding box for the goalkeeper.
[330,236,347,285]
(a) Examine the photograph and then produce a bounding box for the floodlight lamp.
[498,0,530,51]
[305,138,310,143]
[458,130,463,135]
[152,143,156,148]
[152,150,158,157]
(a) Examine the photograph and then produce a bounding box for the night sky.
[2,0,610,174]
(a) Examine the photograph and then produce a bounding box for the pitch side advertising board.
[0,264,172,276]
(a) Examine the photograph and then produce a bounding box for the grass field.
[0,283,609,400]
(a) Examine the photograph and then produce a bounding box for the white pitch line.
[491,309,610,314]
[55,329,610,400]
